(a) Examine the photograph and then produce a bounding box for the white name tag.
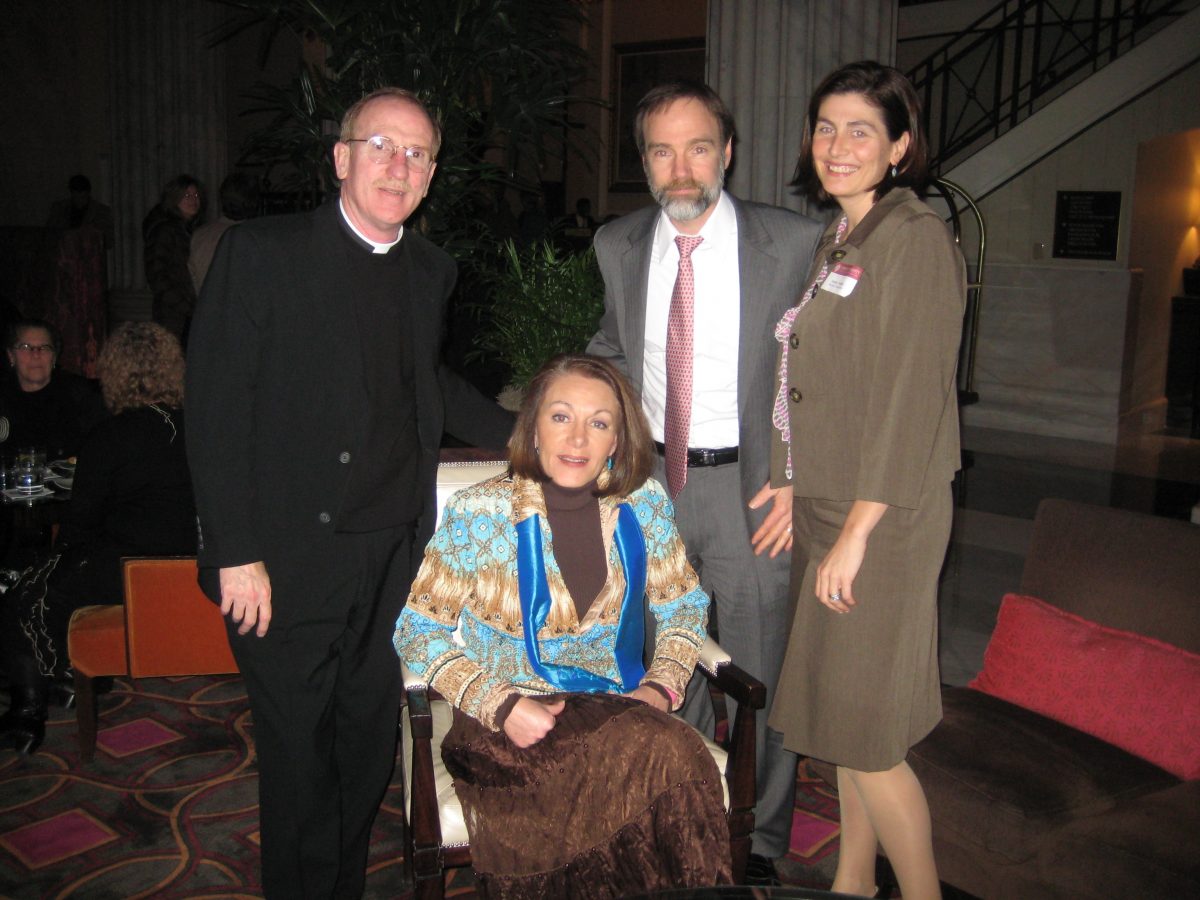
[822,263,863,297]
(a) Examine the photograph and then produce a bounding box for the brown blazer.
[770,188,966,509]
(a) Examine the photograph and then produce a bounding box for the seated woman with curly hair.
[0,322,197,755]
[395,353,731,898]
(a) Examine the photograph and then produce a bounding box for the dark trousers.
[227,526,414,900]
[1,545,124,684]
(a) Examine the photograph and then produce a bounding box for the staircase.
[906,0,1200,198]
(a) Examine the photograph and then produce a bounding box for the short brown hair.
[158,173,205,220]
[97,322,185,414]
[792,60,929,207]
[508,354,654,498]
[339,87,443,158]
[633,80,735,157]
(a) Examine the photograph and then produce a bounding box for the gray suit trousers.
[658,456,798,858]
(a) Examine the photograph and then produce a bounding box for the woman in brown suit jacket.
[767,62,965,899]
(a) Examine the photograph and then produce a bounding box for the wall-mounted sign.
[1053,191,1121,260]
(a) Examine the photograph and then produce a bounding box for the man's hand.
[749,482,794,558]
[219,561,272,637]
[503,696,567,748]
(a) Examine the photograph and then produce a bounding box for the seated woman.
[0,318,106,459]
[0,323,196,755]
[394,354,731,897]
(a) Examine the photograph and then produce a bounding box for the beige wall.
[1126,128,1200,414]
[976,59,1200,268]
[955,61,1200,442]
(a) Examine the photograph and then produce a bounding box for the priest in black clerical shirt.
[185,88,513,899]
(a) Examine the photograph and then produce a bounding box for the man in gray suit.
[588,80,822,881]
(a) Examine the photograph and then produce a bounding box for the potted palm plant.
[472,239,605,408]
[207,0,594,256]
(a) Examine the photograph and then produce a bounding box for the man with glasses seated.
[0,319,105,460]
[186,87,513,898]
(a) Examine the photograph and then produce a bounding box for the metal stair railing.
[927,178,987,404]
[907,0,1200,173]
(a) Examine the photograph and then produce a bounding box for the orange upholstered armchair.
[67,556,238,762]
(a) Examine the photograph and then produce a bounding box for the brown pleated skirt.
[768,484,952,772]
[442,693,731,898]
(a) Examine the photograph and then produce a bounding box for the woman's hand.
[503,696,566,748]
[815,500,888,613]
[816,532,867,613]
[624,684,671,713]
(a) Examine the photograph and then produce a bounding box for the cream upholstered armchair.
[399,636,765,898]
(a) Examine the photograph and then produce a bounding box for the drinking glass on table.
[13,461,43,494]
[12,449,45,494]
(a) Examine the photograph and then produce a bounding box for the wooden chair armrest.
[694,636,761,876]
[696,636,766,710]
[405,683,434,740]
[401,665,447,882]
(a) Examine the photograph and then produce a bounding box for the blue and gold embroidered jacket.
[394,474,709,730]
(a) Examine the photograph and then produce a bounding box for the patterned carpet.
[0,675,842,898]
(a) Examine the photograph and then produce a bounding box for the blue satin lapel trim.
[516,504,647,694]
[612,503,647,689]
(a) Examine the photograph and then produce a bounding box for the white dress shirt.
[642,191,741,448]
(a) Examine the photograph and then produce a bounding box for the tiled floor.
[936,418,1200,687]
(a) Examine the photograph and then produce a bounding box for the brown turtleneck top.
[542,478,606,620]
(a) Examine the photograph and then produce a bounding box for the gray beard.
[649,171,724,224]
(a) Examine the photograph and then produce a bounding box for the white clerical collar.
[338,198,404,254]
[652,190,734,262]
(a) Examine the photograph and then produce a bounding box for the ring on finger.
[829,591,842,602]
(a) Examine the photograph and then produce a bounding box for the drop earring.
[890,164,898,179]
[596,455,614,490]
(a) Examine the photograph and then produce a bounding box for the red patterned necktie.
[664,234,703,498]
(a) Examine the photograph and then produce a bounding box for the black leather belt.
[653,441,739,467]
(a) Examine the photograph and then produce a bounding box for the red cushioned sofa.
[908,499,1200,898]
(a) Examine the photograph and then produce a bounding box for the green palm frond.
[471,240,605,388]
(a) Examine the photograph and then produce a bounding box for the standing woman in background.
[143,174,204,342]
[768,61,965,899]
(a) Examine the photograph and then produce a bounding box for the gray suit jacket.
[588,193,822,536]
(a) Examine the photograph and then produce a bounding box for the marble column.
[707,0,897,214]
[108,0,228,317]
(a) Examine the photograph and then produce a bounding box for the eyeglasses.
[13,343,54,354]
[344,135,435,172]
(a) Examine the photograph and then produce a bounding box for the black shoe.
[0,684,47,756]
[50,673,76,709]
[0,715,45,755]
[744,853,782,886]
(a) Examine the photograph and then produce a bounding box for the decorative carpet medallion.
[0,808,118,869]
[790,806,840,857]
[97,717,183,758]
